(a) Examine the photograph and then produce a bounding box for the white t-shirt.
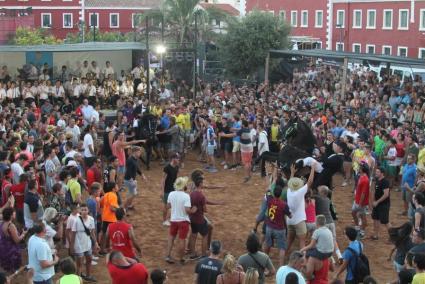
[71,215,95,254]
[167,191,191,222]
[312,226,334,253]
[28,235,55,282]
[11,162,24,184]
[297,157,323,173]
[83,133,94,158]
[66,213,79,248]
[250,128,257,147]
[258,130,269,155]
[287,184,308,225]
[43,221,57,250]
[387,147,398,166]
[276,266,306,284]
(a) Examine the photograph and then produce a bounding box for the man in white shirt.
[103,61,115,79]
[83,124,96,167]
[158,85,172,101]
[286,165,316,253]
[11,154,27,184]
[165,177,197,264]
[89,61,100,79]
[275,251,306,284]
[70,204,98,282]
[28,222,59,284]
[65,118,81,147]
[79,61,90,78]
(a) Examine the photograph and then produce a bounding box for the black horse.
[135,109,158,170]
[260,118,316,179]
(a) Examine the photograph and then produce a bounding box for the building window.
[315,41,322,49]
[336,10,345,28]
[366,9,376,29]
[132,13,143,28]
[383,9,393,29]
[398,9,409,30]
[352,43,361,53]
[398,46,408,57]
[421,9,425,31]
[353,10,362,28]
[419,48,425,59]
[315,10,323,28]
[301,10,308,27]
[366,44,375,54]
[63,13,72,28]
[382,45,392,55]
[110,13,119,28]
[41,13,51,28]
[89,13,99,28]
[291,11,297,27]
[336,42,344,51]
[279,10,286,21]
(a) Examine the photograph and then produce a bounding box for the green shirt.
[373,135,386,156]
[67,178,81,203]
[60,274,81,284]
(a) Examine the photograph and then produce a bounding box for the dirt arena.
[13,152,406,283]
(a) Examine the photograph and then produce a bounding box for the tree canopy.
[11,27,62,45]
[218,10,290,77]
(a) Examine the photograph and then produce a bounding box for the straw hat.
[43,207,58,223]
[174,176,189,191]
[288,177,305,191]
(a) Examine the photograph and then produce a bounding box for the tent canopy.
[269,49,425,68]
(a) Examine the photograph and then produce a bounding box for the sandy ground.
[12,152,406,283]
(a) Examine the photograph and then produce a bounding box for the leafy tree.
[218,10,290,77]
[11,27,62,45]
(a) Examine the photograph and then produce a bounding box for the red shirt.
[107,262,148,284]
[10,182,26,209]
[189,190,206,224]
[86,166,101,188]
[108,221,135,258]
[265,196,291,230]
[355,174,370,206]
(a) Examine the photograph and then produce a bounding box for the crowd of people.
[0,57,424,284]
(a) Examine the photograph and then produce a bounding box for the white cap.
[67,160,78,167]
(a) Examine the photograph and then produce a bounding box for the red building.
[246,0,425,59]
[0,0,159,42]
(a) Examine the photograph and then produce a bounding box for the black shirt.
[163,164,179,194]
[195,257,223,284]
[220,125,232,144]
[24,191,40,213]
[375,178,390,206]
[124,156,141,180]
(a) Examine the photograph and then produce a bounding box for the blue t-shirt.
[402,163,417,188]
[232,121,241,142]
[87,197,97,219]
[160,115,170,129]
[343,240,363,281]
[331,126,345,138]
[207,126,215,146]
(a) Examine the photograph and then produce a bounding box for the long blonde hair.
[244,267,259,284]
[222,254,237,274]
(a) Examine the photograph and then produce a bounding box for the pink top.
[112,141,125,166]
[305,200,316,223]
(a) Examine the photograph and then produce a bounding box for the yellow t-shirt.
[412,272,425,284]
[176,114,185,129]
[418,148,425,168]
[67,178,81,203]
[183,113,191,131]
[152,106,162,117]
[271,125,279,142]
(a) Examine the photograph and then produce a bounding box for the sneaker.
[92,256,99,261]
[207,167,218,173]
[223,164,228,169]
[91,260,98,266]
[341,181,348,187]
[162,220,171,226]
[220,161,226,165]
[359,231,365,239]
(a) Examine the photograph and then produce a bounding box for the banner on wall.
[25,51,53,70]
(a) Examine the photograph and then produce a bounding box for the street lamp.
[156,44,166,85]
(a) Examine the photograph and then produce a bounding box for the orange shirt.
[101,191,118,223]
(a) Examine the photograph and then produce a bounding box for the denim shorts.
[73,249,92,257]
[124,179,138,196]
[117,165,126,175]
[207,144,215,156]
[33,279,53,284]
[265,226,287,250]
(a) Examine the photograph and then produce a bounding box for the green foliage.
[11,26,62,45]
[65,30,131,43]
[218,10,290,77]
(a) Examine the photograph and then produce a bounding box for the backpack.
[65,188,73,206]
[347,243,370,284]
